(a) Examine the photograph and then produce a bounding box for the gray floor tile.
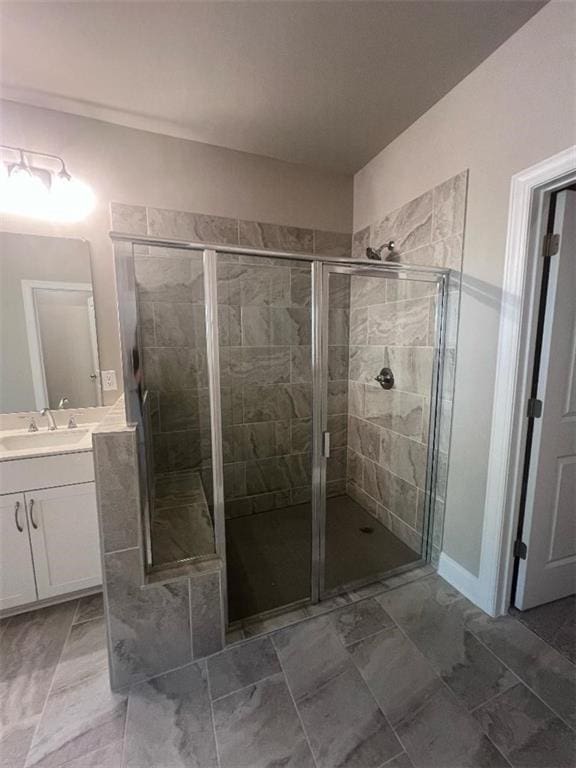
[0,718,37,768]
[242,608,308,639]
[26,617,127,768]
[511,596,576,664]
[473,682,576,768]
[57,740,123,768]
[377,577,518,710]
[349,625,443,729]
[395,685,510,768]
[0,601,76,729]
[274,615,401,768]
[212,672,315,768]
[330,598,395,646]
[467,612,576,730]
[124,661,217,768]
[73,594,104,625]
[208,636,281,700]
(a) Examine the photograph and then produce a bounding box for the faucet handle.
[28,417,39,433]
[58,397,69,409]
[67,414,78,429]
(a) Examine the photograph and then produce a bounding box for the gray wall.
[0,100,353,406]
[352,1,576,575]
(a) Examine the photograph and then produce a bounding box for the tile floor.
[1,577,575,768]
[510,594,575,664]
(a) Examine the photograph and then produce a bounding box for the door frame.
[481,146,576,617]
[312,261,448,602]
[21,279,100,409]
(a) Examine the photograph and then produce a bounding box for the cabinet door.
[27,483,102,599]
[0,493,37,609]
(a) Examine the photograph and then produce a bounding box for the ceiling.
[0,1,545,173]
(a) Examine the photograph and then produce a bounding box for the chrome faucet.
[58,397,69,409]
[40,408,57,431]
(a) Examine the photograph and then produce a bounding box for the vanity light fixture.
[0,145,95,222]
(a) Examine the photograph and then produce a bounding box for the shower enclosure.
[114,234,448,628]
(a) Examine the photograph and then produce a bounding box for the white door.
[0,493,37,609]
[26,483,102,599]
[516,189,576,609]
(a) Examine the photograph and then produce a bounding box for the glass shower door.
[317,263,446,598]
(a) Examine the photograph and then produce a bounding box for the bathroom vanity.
[0,232,108,614]
[0,413,105,612]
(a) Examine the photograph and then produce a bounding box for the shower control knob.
[375,367,394,390]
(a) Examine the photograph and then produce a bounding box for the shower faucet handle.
[375,367,394,390]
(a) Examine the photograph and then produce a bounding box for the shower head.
[366,240,396,261]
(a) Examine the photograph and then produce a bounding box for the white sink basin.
[0,429,91,452]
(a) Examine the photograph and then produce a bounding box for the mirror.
[0,232,102,413]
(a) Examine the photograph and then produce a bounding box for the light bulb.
[0,164,50,218]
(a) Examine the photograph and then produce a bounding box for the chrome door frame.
[312,262,449,602]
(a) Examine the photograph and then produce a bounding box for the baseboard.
[438,552,491,613]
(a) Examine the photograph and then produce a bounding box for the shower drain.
[359,526,374,534]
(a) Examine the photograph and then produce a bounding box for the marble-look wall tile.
[143,347,199,391]
[243,384,312,423]
[352,226,370,259]
[363,458,418,528]
[290,268,311,307]
[152,428,203,473]
[271,308,311,345]
[124,662,217,768]
[104,548,192,689]
[93,429,140,553]
[348,415,380,461]
[328,345,349,380]
[328,308,349,346]
[147,207,238,245]
[328,273,351,309]
[327,379,348,415]
[346,447,363,487]
[190,572,224,659]
[380,428,427,489]
[432,171,467,242]
[314,229,351,258]
[364,386,424,439]
[350,275,386,308]
[110,202,147,235]
[241,306,271,346]
[349,345,385,383]
[153,302,196,347]
[372,190,433,254]
[135,255,204,303]
[367,297,430,347]
[158,389,200,432]
[239,220,313,253]
[138,301,155,347]
[384,346,434,396]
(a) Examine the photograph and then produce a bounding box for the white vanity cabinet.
[0,493,38,609]
[0,450,102,611]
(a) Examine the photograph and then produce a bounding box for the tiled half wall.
[348,171,468,563]
[92,398,225,691]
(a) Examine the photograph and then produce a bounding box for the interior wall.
[0,100,353,407]
[352,0,576,575]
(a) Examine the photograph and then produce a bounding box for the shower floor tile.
[226,494,420,623]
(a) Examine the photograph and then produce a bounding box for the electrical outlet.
[101,370,118,391]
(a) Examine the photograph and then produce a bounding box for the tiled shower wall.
[346,171,467,562]
[110,202,352,516]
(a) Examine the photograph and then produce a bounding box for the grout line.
[209,670,282,705]
[119,683,131,768]
[468,678,520,715]
[205,660,222,768]
[467,622,576,734]
[271,636,320,768]
[23,601,77,767]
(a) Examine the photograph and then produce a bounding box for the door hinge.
[513,540,527,559]
[527,398,543,418]
[542,232,560,259]
[322,431,331,458]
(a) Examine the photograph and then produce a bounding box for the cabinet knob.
[14,501,23,533]
[29,499,39,530]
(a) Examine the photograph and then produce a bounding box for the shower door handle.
[322,431,331,458]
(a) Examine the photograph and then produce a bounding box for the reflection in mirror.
[0,232,102,413]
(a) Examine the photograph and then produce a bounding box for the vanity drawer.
[0,451,95,495]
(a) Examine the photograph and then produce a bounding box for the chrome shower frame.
[111,230,449,622]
